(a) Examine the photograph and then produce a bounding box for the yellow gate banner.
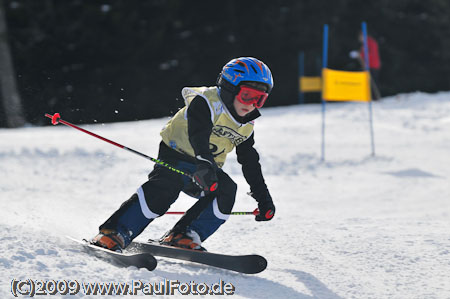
[300,76,322,92]
[322,68,371,102]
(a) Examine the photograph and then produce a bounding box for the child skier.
[91,57,276,251]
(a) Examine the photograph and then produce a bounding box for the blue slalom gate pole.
[321,24,329,161]
[362,22,376,156]
[298,51,305,104]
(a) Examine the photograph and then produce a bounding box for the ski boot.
[90,229,126,252]
[160,228,206,251]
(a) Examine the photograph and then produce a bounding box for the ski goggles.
[235,85,269,108]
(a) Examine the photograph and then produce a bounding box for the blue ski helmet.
[217,57,274,94]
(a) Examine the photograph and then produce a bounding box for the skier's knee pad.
[215,170,237,214]
[141,166,183,215]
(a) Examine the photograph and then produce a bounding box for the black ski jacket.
[187,96,272,203]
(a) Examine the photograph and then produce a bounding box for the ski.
[127,240,267,274]
[67,236,157,271]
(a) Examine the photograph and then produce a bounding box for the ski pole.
[165,209,259,216]
[44,113,193,179]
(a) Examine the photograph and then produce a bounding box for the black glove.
[192,162,218,194]
[256,200,275,221]
[250,191,275,221]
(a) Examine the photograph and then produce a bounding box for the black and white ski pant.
[99,142,237,247]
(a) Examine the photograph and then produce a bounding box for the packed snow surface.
[1,91,449,298]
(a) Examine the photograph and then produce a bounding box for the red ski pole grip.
[209,182,218,192]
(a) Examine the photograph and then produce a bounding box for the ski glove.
[192,161,218,195]
[256,200,275,222]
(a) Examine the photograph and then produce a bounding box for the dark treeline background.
[1,0,449,127]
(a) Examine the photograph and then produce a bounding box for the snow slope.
[1,91,449,298]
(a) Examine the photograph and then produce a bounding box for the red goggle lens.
[236,86,268,108]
